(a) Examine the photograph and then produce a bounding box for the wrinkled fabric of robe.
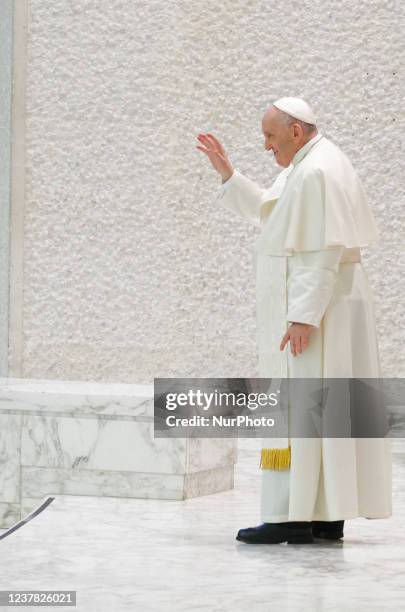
[216,132,392,522]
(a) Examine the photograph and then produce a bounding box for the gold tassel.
[260,446,291,470]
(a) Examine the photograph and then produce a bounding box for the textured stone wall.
[19,0,404,382]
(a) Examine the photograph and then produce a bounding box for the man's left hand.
[280,322,316,356]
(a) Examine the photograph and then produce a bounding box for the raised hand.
[196,133,234,181]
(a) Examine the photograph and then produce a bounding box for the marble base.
[0,378,237,527]
[0,502,20,526]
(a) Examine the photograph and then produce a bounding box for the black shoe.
[236,521,314,544]
[311,520,344,540]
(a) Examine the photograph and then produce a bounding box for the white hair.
[273,106,317,135]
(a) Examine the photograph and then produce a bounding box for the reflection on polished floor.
[0,439,404,612]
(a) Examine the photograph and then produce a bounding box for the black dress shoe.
[311,520,344,540]
[236,521,314,544]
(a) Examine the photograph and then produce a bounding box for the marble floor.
[0,439,404,612]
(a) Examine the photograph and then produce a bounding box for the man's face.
[261,107,302,167]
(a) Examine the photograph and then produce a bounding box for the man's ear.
[292,122,304,140]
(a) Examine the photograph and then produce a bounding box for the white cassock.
[217,132,392,522]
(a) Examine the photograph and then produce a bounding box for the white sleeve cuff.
[216,169,264,227]
[286,266,337,327]
[286,247,344,327]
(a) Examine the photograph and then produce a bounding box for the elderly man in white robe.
[196,97,392,544]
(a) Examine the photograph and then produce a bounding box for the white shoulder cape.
[254,136,380,256]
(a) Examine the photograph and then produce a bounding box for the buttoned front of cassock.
[216,133,392,522]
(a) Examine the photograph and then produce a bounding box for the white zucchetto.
[272,96,317,125]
